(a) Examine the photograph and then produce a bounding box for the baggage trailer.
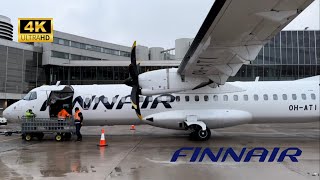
[21,117,75,141]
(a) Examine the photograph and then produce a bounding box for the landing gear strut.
[189,125,211,141]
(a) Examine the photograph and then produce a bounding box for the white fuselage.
[3,76,319,130]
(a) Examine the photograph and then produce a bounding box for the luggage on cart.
[21,117,75,141]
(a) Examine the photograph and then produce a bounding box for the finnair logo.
[170,147,302,162]
[40,94,175,111]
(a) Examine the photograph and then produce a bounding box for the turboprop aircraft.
[3,0,319,141]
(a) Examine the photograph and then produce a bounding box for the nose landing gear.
[188,125,211,141]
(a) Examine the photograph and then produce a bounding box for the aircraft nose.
[3,107,10,119]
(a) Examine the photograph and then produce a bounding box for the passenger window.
[233,95,238,101]
[176,96,180,102]
[282,94,287,100]
[311,93,316,100]
[292,94,297,100]
[103,97,108,103]
[213,95,218,101]
[29,92,37,100]
[95,97,100,103]
[112,97,117,103]
[263,94,268,100]
[273,94,278,100]
[301,94,306,100]
[195,95,199,102]
[204,95,209,101]
[243,95,248,101]
[121,97,126,103]
[185,96,189,102]
[254,94,259,101]
[223,95,228,101]
[139,97,144,102]
[148,96,153,102]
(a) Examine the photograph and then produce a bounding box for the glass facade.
[48,66,177,85]
[0,45,45,94]
[53,37,131,57]
[229,30,319,81]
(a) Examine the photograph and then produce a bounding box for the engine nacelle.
[143,109,252,130]
[138,68,209,95]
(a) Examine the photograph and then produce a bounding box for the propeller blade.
[130,41,138,77]
[131,85,142,120]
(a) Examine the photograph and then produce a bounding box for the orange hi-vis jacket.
[58,109,70,119]
[74,110,81,123]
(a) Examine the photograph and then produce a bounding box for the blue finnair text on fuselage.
[170,147,302,162]
[40,94,175,111]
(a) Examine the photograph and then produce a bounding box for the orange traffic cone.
[130,125,136,130]
[97,129,108,147]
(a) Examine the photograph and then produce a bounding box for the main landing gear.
[188,125,211,141]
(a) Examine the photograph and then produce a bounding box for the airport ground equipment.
[21,117,75,141]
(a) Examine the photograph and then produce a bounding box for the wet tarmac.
[0,122,319,180]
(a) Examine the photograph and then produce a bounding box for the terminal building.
[0,14,319,115]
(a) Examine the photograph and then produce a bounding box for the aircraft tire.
[194,128,211,141]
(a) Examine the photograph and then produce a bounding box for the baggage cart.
[21,117,75,141]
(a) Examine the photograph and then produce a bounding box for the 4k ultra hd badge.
[18,18,53,42]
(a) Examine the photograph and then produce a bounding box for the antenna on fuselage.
[255,77,260,82]
[56,81,61,86]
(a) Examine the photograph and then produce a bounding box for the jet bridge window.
[195,95,199,102]
[282,94,287,100]
[292,94,297,100]
[213,95,218,101]
[185,96,189,102]
[176,96,180,102]
[254,94,259,101]
[243,95,248,101]
[223,95,228,101]
[301,94,306,100]
[263,94,268,100]
[311,93,316,100]
[273,94,278,100]
[233,95,238,101]
[204,95,209,101]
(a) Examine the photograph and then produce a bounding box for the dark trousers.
[75,123,82,140]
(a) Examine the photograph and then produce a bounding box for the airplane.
[3,0,319,141]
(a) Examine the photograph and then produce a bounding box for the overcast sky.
[1,0,319,49]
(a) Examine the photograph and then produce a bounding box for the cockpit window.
[23,92,32,100]
[23,91,37,100]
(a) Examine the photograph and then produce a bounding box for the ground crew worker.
[25,109,35,120]
[74,107,83,141]
[57,108,70,120]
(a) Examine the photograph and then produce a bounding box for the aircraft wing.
[177,0,314,85]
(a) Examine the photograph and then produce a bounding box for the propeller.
[124,41,143,120]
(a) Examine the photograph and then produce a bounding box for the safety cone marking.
[97,128,108,147]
